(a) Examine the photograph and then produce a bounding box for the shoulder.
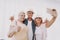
[23,23,27,27]
[23,19,28,24]
[32,19,35,23]
[23,19,28,22]
[24,19,28,21]
[24,18,34,21]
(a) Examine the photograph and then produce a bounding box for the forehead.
[27,11,33,14]
[35,17,42,19]
[19,12,25,15]
[19,14,25,16]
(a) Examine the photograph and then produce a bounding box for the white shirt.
[35,24,47,40]
[27,20,33,40]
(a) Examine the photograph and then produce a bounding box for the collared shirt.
[35,24,47,40]
[27,20,33,40]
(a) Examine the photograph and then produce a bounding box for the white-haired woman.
[8,12,28,40]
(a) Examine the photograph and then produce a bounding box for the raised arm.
[8,23,21,38]
[8,18,21,38]
[8,24,16,38]
[45,8,57,28]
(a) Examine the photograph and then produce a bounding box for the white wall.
[0,0,60,40]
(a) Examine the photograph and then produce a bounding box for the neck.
[36,23,41,27]
[18,19,23,23]
[28,18,32,21]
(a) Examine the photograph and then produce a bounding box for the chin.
[21,19,24,22]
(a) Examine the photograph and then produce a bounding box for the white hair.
[18,11,25,16]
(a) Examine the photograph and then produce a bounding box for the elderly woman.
[8,12,28,40]
[34,8,57,40]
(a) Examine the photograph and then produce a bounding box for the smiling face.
[35,17,42,25]
[27,11,34,19]
[18,12,25,22]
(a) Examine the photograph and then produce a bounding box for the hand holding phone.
[47,8,57,17]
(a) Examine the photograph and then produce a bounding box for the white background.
[0,0,60,40]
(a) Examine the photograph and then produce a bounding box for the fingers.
[8,32,14,38]
[51,9,57,17]
[47,8,51,13]
[47,8,57,17]
[47,8,56,13]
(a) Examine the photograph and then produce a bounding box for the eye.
[21,15,23,16]
[24,15,25,17]
[21,15,25,17]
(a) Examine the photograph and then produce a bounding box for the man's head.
[27,11,34,19]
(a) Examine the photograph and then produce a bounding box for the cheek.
[18,16,21,19]
[35,20,39,23]
[36,20,41,23]
[30,14,33,16]
[21,16,25,20]
[28,14,32,16]
[28,14,31,16]
[39,20,41,22]
[18,16,22,20]
[22,16,25,19]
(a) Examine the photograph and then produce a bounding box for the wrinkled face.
[18,12,25,22]
[27,11,33,18]
[35,17,42,24]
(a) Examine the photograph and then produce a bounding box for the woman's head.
[18,12,25,22]
[34,17,42,26]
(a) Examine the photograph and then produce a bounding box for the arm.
[8,25,16,38]
[8,21,21,38]
[8,30,16,38]
[45,8,57,28]
[8,26,21,38]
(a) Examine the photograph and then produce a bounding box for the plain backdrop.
[0,0,60,40]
